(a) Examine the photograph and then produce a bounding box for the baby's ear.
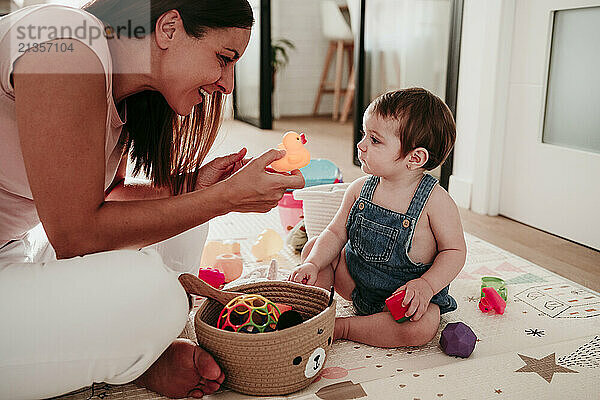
[407,148,429,170]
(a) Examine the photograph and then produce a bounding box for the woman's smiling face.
[154,11,251,115]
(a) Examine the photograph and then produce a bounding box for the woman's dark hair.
[83,0,254,194]
[367,88,456,171]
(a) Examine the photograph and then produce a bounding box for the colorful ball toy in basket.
[217,293,281,333]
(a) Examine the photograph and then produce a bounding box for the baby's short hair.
[367,88,456,170]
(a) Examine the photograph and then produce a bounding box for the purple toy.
[439,322,477,358]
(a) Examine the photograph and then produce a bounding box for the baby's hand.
[396,278,434,321]
[289,262,320,285]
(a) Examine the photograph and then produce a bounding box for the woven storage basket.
[194,280,336,396]
[293,183,350,239]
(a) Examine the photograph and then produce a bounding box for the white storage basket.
[293,183,350,239]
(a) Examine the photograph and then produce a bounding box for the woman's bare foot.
[135,338,225,398]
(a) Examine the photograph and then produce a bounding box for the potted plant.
[271,38,296,91]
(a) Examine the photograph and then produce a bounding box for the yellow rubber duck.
[251,229,283,261]
[271,131,311,172]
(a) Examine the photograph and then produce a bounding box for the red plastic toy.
[276,303,293,313]
[197,267,225,289]
[479,287,506,314]
[385,290,410,322]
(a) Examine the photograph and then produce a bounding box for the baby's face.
[357,113,404,176]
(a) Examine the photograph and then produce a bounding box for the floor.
[211,117,599,293]
[60,209,600,400]
[58,116,599,399]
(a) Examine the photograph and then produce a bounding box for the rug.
[57,210,600,400]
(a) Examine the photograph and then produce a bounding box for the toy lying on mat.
[480,276,507,300]
[479,287,506,314]
[479,276,507,314]
[199,240,243,283]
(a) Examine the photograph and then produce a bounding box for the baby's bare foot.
[135,339,225,398]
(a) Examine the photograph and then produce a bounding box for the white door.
[500,0,600,250]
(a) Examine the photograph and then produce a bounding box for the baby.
[290,88,466,348]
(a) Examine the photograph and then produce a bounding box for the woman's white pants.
[0,223,209,399]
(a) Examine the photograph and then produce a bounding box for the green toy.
[480,277,507,301]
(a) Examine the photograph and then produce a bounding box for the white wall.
[234,0,262,120]
[364,0,450,100]
[272,0,452,118]
[448,1,482,209]
[449,0,514,214]
[271,0,339,117]
[11,0,329,118]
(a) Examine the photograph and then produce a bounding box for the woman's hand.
[195,148,251,190]
[395,278,434,322]
[218,149,305,213]
[289,262,320,285]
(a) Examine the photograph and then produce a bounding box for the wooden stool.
[339,60,355,123]
[314,0,354,121]
[313,40,354,121]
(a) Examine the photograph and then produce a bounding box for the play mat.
[56,210,600,400]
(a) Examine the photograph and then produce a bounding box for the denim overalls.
[345,174,457,316]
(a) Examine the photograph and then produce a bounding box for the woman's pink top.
[0,5,126,247]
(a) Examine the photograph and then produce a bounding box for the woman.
[0,0,304,398]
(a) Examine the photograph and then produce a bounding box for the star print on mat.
[525,328,545,337]
[558,336,600,368]
[515,353,578,383]
[315,381,367,399]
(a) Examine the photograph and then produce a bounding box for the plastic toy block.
[385,290,410,323]
[197,267,225,288]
